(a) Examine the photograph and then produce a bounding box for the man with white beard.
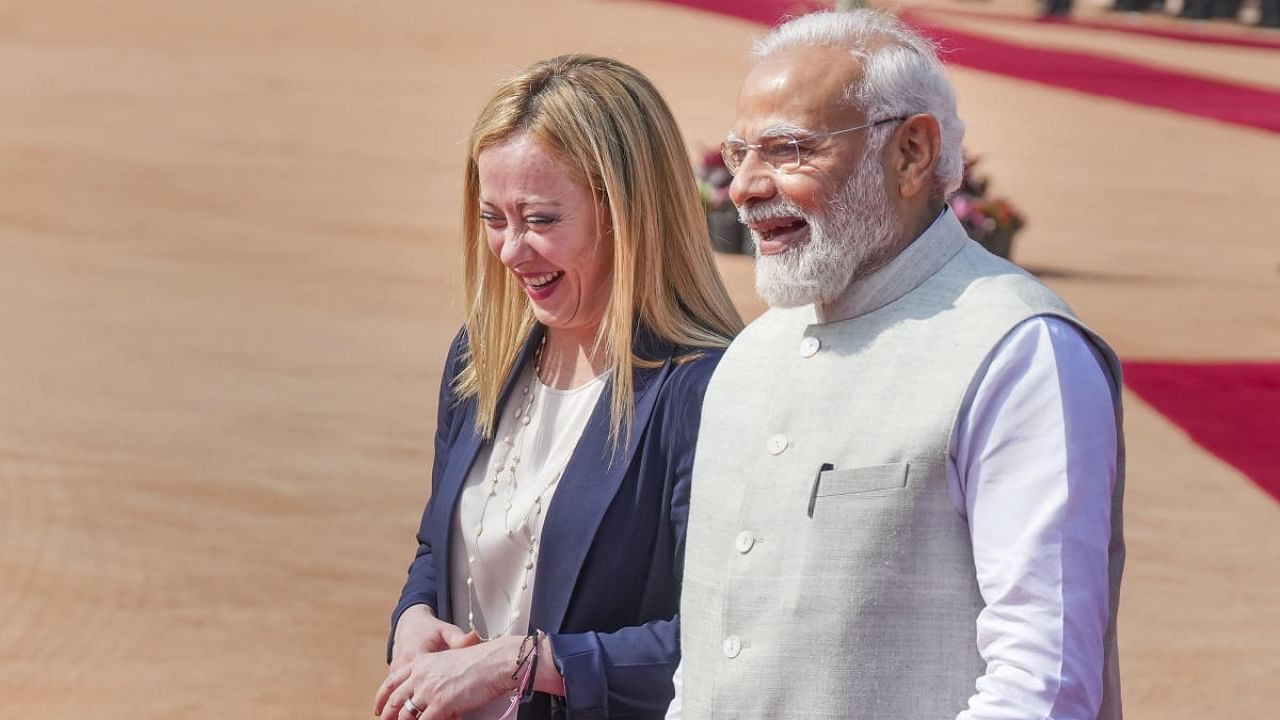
[668,10,1125,720]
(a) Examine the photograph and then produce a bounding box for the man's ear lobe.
[893,114,942,200]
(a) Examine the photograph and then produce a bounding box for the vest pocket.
[814,462,909,498]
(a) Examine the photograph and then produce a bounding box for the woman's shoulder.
[442,325,470,378]
[665,345,727,390]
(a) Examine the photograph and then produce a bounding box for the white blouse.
[449,364,607,719]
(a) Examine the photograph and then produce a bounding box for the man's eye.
[761,143,797,162]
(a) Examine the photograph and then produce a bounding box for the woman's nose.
[497,226,533,267]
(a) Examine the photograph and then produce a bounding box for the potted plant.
[948,154,1025,260]
[695,149,753,254]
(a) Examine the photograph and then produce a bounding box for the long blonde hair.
[457,54,743,444]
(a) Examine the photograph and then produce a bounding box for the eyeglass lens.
[721,137,802,175]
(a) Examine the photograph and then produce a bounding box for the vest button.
[766,434,788,455]
[799,336,820,357]
[735,530,755,554]
[722,635,742,658]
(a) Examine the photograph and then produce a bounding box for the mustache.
[738,199,809,227]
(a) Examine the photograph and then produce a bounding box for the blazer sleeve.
[548,351,719,718]
[386,328,467,663]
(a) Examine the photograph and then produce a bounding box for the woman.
[374,54,742,720]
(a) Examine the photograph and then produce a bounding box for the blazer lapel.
[431,326,546,623]
[532,335,674,631]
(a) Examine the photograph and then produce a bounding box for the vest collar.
[815,208,969,324]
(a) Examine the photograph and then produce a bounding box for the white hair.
[752,9,966,199]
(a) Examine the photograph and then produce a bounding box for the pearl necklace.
[465,335,567,640]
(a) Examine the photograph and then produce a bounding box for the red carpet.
[637,0,1280,134]
[920,6,1280,50]
[900,10,1280,135]
[1124,362,1280,502]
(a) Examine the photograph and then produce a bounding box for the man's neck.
[898,197,945,253]
[815,204,954,324]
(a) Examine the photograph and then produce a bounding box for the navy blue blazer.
[390,324,722,719]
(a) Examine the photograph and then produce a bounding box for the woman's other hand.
[374,636,519,720]
[389,605,479,673]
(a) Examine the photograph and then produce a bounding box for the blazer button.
[799,336,820,358]
[766,434,788,455]
[722,635,742,658]
[735,530,755,554]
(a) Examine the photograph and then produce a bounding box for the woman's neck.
[537,327,608,390]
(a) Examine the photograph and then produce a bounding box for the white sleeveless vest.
[680,214,1124,719]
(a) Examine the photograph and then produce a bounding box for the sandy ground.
[1,0,1277,717]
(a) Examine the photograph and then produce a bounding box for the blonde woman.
[374,55,742,720]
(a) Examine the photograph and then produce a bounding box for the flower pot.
[979,228,1016,260]
[707,206,744,254]
[738,223,756,256]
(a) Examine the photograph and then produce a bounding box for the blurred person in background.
[373,54,742,720]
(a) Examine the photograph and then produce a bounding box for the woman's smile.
[516,270,565,299]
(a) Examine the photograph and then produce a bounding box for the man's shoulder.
[942,242,1076,319]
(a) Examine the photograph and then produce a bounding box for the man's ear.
[889,114,941,200]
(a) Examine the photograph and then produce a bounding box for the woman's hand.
[374,635,522,720]
[389,605,479,673]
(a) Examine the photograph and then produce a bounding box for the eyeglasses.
[719,116,909,175]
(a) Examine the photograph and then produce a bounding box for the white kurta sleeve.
[950,316,1117,720]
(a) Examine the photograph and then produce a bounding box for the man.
[669,10,1124,720]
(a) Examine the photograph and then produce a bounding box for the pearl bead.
[463,364,570,642]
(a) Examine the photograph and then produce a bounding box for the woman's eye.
[525,215,557,227]
[480,212,505,226]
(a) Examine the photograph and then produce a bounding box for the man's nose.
[729,154,777,208]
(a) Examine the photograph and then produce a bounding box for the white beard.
[743,152,900,309]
